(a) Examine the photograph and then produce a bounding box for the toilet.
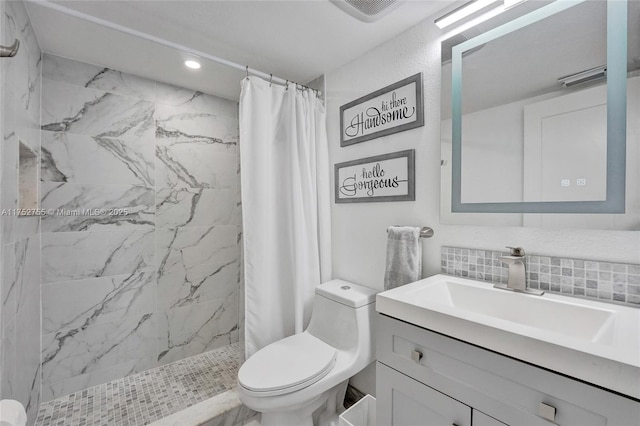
[237,279,378,426]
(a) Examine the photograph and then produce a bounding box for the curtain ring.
[269,74,273,87]
[245,65,249,78]
[285,80,289,90]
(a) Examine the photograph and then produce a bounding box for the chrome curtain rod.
[27,0,319,94]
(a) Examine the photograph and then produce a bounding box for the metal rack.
[386,226,434,238]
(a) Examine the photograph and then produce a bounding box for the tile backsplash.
[441,247,640,307]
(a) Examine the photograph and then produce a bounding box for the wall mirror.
[440,0,640,230]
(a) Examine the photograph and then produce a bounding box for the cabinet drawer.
[473,410,507,426]
[377,362,471,426]
[377,314,640,426]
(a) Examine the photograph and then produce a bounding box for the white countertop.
[376,274,640,400]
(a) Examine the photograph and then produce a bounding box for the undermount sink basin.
[417,279,615,343]
[376,274,640,399]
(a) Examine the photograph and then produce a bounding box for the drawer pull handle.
[538,402,556,422]
[411,349,423,363]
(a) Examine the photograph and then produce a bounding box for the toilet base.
[256,381,349,426]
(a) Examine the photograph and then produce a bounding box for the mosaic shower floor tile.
[35,343,240,426]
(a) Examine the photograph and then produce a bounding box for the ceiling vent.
[330,0,402,23]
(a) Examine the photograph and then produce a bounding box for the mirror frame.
[450,0,627,213]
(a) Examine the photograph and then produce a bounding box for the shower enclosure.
[0,1,250,424]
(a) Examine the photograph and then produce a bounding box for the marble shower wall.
[40,54,241,401]
[0,1,43,423]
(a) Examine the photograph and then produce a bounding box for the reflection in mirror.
[440,0,640,230]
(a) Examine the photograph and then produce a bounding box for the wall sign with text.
[340,73,424,147]
[335,150,415,203]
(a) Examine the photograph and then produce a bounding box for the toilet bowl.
[0,400,27,426]
[237,279,378,426]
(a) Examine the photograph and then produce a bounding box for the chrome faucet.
[495,246,544,296]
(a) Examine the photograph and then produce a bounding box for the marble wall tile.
[156,144,238,190]
[157,294,239,365]
[41,312,157,387]
[41,79,155,141]
[237,228,245,363]
[2,216,40,247]
[14,295,41,421]
[1,317,16,399]
[41,229,154,283]
[155,102,238,190]
[1,1,42,419]
[156,82,237,118]
[41,131,154,185]
[42,268,156,335]
[43,54,156,102]
[157,225,237,311]
[2,87,17,170]
[7,0,41,124]
[37,54,242,404]
[41,354,157,402]
[156,188,238,228]
[156,104,239,145]
[41,182,154,232]
[16,236,40,315]
[2,236,40,350]
[2,242,18,327]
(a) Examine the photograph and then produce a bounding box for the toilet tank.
[306,279,377,351]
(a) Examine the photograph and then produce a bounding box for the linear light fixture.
[558,65,607,88]
[435,0,500,29]
[441,6,505,39]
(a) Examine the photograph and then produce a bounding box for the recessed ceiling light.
[185,60,201,70]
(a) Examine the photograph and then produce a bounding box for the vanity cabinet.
[376,314,640,426]
[378,362,505,426]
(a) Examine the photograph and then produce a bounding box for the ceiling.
[26,0,452,101]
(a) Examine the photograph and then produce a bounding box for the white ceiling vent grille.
[330,0,402,23]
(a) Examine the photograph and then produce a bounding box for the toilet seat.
[238,333,337,397]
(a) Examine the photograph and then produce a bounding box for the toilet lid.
[238,333,337,394]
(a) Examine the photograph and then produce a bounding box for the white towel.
[384,226,422,290]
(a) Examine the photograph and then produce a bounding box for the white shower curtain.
[239,77,332,358]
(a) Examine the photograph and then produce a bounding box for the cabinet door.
[377,362,471,426]
[473,410,507,426]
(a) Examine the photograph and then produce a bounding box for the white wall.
[325,10,640,396]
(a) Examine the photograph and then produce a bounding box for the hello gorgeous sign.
[335,150,415,203]
[340,73,424,147]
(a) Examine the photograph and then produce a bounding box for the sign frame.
[340,73,424,147]
[334,149,415,204]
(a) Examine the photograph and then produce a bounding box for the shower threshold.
[35,343,256,426]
